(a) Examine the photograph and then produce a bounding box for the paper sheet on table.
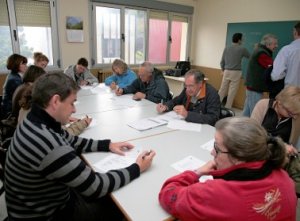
[201,139,214,151]
[171,156,213,182]
[167,119,202,132]
[127,118,167,131]
[93,148,143,173]
[155,111,184,122]
[171,156,205,172]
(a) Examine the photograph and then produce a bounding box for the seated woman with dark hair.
[159,117,296,221]
[11,65,46,121]
[1,54,27,118]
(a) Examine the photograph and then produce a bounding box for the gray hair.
[215,117,286,168]
[140,61,154,74]
[184,69,205,83]
[260,34,277,46]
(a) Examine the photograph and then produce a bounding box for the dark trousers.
[9,191,125,221]
[55,190,125,221]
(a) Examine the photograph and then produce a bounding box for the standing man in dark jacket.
[115,61,172,103]
[243,34,278,117]
[156,70,220,126]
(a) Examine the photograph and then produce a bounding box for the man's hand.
[173,105,188,118]
[135,150,156,173]
[109,142,134,155]
[156,103,167,113]
[133,92,146,100]
[80,80,89,86]
[115,88,124,96]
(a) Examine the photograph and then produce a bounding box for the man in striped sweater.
[4,72,155,221]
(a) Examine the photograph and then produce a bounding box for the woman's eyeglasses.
[214,142,229,155]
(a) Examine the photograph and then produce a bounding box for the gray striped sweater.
[5,104,140,220]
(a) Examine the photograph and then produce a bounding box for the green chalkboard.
[226,21,297,78]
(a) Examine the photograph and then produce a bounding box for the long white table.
[78,84,216,220]
[78,105,175,142]
[83,128,215,221]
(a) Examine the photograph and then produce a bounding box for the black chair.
[219,107,235,119]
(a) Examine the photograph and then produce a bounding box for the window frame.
[90,2,192,69]
[2,0,60,72]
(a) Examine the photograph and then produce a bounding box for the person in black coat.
[1,54,27,118]
[156,69,220,126]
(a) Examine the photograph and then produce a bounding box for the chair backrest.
[219,107,235,119]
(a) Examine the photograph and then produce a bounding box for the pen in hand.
[142,150,152,160]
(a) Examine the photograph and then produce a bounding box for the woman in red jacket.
[159,117,296,221]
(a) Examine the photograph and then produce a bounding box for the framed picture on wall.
[66,16,84,43]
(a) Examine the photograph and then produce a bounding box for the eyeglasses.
[279,103,298,118]
[213,142,229,155]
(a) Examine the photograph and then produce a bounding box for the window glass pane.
[15,0,53,65]
[96,6,120,64]
[125,9,146,65]
[170,18,188,62]
[148,12,168,64]
[0,0,13,70]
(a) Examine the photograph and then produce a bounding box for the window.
[148,11,168,64]
[0,0,13,69]
[95,6,120,64]
[91,2,191,67]
[0,0,60,71]
[124,9,146,65]
[170,15,188,62]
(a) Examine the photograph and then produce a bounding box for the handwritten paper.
[171,156,213,183]
[167,120,202,132]
[200,139,214,152]
[93,148,143,173]
[155,111,183,122]
[171,155,205,172]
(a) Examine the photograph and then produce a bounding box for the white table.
[75,92,154,115]
[83,127,215,221]
[78,105,175,142]
[77,84,216,220]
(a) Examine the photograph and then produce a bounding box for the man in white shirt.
[271,21,300,87]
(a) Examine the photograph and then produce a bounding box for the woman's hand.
[194,160,216,177]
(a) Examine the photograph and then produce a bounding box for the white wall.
[57,0,90,69]
[193,0,300,68]
[57,0,300,69]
